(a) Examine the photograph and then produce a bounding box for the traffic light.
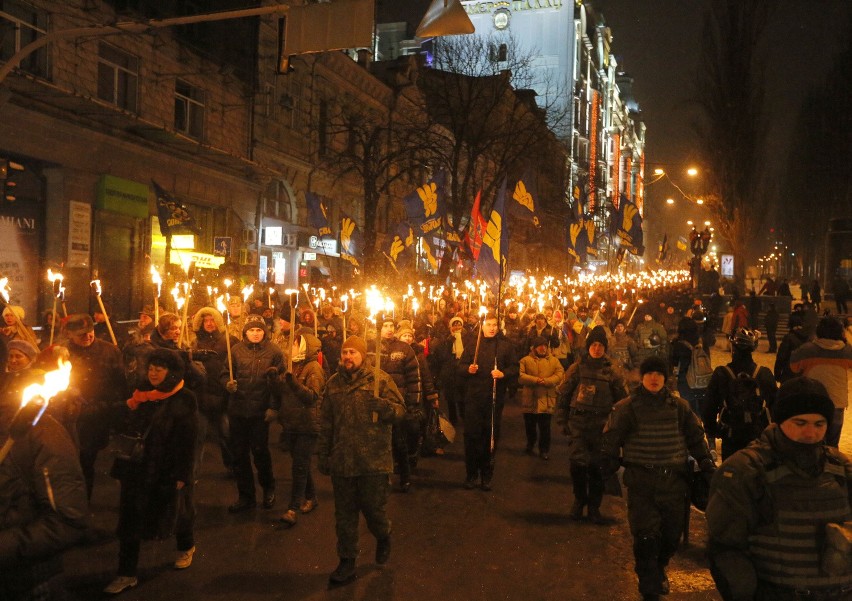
[0,158,24,202]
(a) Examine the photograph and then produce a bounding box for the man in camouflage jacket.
[317,336,405,585]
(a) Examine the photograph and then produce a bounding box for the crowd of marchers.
[0,280,850,601]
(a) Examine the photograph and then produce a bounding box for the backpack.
[718,365,767,434]
[685,341,713,389]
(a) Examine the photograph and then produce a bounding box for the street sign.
[721,254,734,278]
[303,252,316,261]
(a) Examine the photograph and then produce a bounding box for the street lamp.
[666,198,674,205]
[687,167,699,177]
[696,198,704,205]
[687,220,694,226]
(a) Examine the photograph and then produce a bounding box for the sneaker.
[174,546,195,569]
[103,576,138,595]
[279,509,297,526]
[375,537,391,565]
[300,499,318,514]
[262,489,276,509]
[329,558,357,585]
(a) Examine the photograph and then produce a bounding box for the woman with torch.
[0,358,89,601]
[103,348,200,594]
[458,312,517,491]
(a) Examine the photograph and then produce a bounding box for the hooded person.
[706,377,851,601]
[190,307,236,475]
[556,325,627,523]
[105,348,199,594]
[518,335,564,460]
[1,305,39,348]
[221,315,284,513]
[269,331,326,527]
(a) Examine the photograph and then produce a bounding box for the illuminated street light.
[687,220,694,226]
[704,220,711,226]
[654,168,664,175]
[687,168,698,177]
[666,198,674,205]
[696,198,704,205]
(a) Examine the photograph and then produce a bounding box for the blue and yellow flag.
[509,171,541,227]
[306,191,333,239]
[566,202,588,264]
[403,171,446,237]
[476,179,509,289]
[383,223,415,270]
[339,212,364,268]
[614,197,644,256]
[152,180,201,236]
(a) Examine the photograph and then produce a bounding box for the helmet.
[647,332,663,348]
[730,328,760,351]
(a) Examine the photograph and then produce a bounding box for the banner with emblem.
[306,191,333,239]
[614,196,644,256]
[509,171,541,227]
[475,179,509,290]
[403,171,446,237]
[339,212,364,268]
[152,180,201,236]
[382,222,415,270]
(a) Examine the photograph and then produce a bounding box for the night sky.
[382,1,851,253]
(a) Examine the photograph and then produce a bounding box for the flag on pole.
[509,171,541,227]
[383,223,415,269]
[614,197,644,256]
[306,191,333,239]
[566,202,589,264]
[403,171,446,236]
[339,212,364,268]
[152,180,201,236]
[464,190,487,260]
[476,179,509,289]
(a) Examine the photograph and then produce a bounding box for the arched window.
[263,179,297,223]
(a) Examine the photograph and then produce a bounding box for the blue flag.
[509,171,541,227]
[566,202,588,264]
[476,179,509,290]
[615,197,644,256]
[383,222,415,269]
[402,171,446,236]
[152,180,201,236]
[339,212,364,268]
[306,191,333,239]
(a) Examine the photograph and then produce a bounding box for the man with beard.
[317,336,405,585]
[458,314,518,491]
[64,313,125,499]
[706,377,851,601]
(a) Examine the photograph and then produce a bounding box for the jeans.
[523,413,552,453]
[229,415,275,501]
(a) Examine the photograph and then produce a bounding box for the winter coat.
[222,336,284,418]
[318,364,405,477]
[115,385,198,541]
[518,349,563,414]
[457,333,519,406]
[411,341,439,409]
[67,338,126,417]
[370,338,421,416]
[149,329,206,393]
[703,354,777,439]
[706,425,852,598]
[0,415,88,594]
[274,333,325,434]
[790,338,852,409]
[191,327,235,413]
[774,327,810,383]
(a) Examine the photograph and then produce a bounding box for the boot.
[569,463,589,520]
[375,537,391,565]
[587,506,606,525]
[329,558,357,584]
[633,536,664,597]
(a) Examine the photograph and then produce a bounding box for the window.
[0,0,48,77]
[490,43,508,63]
[175,79,204,139]
[318,99,328,157]
[263,180,293,223]
[97,42,138,112]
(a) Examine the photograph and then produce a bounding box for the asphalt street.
[60,341,848,601]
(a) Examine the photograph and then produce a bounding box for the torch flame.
[90,279,102,296]
[21,359,72,409]
[150,266,162,295]
[215,295,227,314]
[241,285,253,302]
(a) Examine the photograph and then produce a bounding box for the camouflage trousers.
[331,473,391,559]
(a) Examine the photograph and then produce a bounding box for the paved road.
[60,341,847,601]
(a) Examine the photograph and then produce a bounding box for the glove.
[264,409,279,423]
[226,380,238,393]
[265,367,280,379]
[317,456,330,476]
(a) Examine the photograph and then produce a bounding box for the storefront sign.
[96,175,149,218]
[265,226,283,246]
[169,250,225,270]
[309,236,339,256]
[303,252,317,261]
[67,200,91,268]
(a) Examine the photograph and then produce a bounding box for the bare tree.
[692,0,772,285]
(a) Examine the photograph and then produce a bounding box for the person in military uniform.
[556,326,627,522]
[317,335,405,585]
[64,313,126,500]
[706,376,852,601]
[601,356,715,601]
[458,313,518,491]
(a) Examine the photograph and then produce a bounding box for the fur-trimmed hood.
[192,307,225,333]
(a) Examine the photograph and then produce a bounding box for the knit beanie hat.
[773,376,834,427]
[2,305,25,321]
[640,355,669,377]
[586,325,609,351]
[396,324,415,339]
[8,339,38,361]
[341,335,367,360]
[449,316,464,327]
[531,335,549,349]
